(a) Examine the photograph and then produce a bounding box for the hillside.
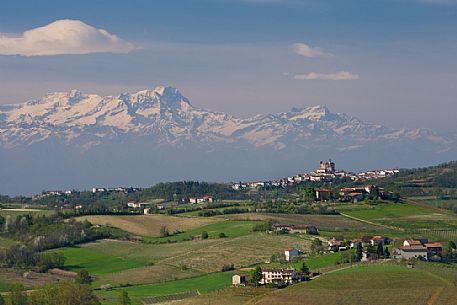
[376,161,457,196]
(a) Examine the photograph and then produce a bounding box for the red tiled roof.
[400,246,427,251]
[405,239,422,246]
[371,236,385,241]
[316,188,333,192]
[425,243,443,248]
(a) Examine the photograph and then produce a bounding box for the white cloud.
[292,42,331,58]
[294,71,359,80]
[0,19,134,56]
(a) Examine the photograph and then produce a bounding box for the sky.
[0,0,456,132]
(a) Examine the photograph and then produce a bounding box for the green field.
[337,201,457,237]
[338,202,434,221]
[144,220,261,242]
[97,272,233,305]
[48,247,145,275]
[0,281,10,292]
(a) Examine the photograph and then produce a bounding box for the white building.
[284,249,302,262]
[260,268,297,285]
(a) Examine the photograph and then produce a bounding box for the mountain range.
[0,86,455,195]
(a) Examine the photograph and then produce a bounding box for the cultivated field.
[76,214,218,237]
[220,213,382,231]
[96,272,233,305]
[48,247,145,276]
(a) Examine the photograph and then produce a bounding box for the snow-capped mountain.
[0,86,449,150]
[0,86,455,195]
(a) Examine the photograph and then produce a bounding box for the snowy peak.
[286,105,339,121]
[0,86,451,150]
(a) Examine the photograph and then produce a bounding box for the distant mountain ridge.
[0,86,450,150]
[0,86,455,195]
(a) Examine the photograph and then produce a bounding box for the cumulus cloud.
[294,71,359,80]
[0,19,135,56]
[292,42,331,58]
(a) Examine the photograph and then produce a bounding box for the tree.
[116,290,131,305]
[75,269,92,285]
[9,283,28,305]
[159,226,169,237]
[0,294,5,305]
[376,243,384,259]
[251,266,263,287]
[311,238,325,254]
[356,242,363,261]
[300,262,309,281]
[384,246,390,258]
[447,240,457,257]
[201,231,209,239]
[303,187,316,202]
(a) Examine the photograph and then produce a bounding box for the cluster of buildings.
[232,159,399,191]
[327,235,388,252]
[34,189,73,199]
[187,195,213,204]
[393,239,443,261]
[231,237,445,288]
[315,184,391,203]
[271,223,319,235]
[92,187,142,194]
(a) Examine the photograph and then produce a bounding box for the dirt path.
[405,198,447,213]
[426,287,444,305]
[339,213,403,231]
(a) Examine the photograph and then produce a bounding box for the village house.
[315,188,333,201]
[232,274,249,286]
[271,224,317,234]
[393,239,443,261]
[370,236,387,246]
[424,242,443,256]
[260,268,297,285]
[285,248,302,262]
[350,239,362,248]
[188,195,213,204]
[127,202,151,209]
[328,238,346,252]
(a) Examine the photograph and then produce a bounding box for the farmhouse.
[189,195,213,204]
[328,238,346,252]
[315,188,333,201]
[260,268,297,285]
[394,246,428,260]
[393,239,443,260]
[232,274,249,286]
[285,248,302,262]
[370,236,387,246]
[271,224,317,234]
[127,202,151,209]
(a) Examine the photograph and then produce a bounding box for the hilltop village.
[232,159,399,190]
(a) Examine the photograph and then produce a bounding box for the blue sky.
[0,0,456,132]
